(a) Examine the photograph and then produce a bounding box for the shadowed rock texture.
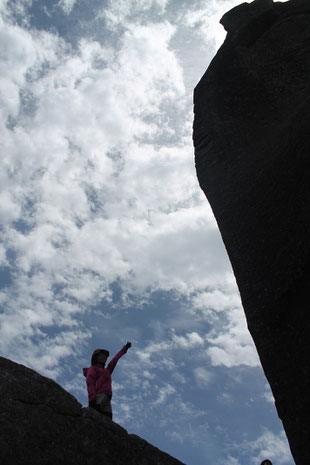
[193,0,310,464]
[0,356,185,465]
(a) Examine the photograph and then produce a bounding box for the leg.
[96,393,113,419]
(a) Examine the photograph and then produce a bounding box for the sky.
[0,1,294,464]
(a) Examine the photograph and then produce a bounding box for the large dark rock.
[0,356,185,465]
[193,0,310,464]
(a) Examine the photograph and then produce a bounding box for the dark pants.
[96,393,112,419]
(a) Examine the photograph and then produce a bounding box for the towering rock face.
[193,0,310,464]
[0,356,184,465]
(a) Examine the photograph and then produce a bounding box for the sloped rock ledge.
[0,356,184,465]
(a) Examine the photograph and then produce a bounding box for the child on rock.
[83,341,131,419]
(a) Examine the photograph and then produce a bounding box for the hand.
[125,341,132,350]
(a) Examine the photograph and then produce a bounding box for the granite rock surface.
[0,356,185,465]
[193,1,310,464]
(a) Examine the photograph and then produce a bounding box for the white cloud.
[99,0,169,30]
[193,367,213,388]
[182,0,291,56]
[262,387,275,404]
[0,246,7,265]
[2,324,90,378]
[182,0,241,51]
[189,283,259,369]
[136,330,205,366]
[165,431,184,443]
[216,392,233,404]
[143,370,155,379]
[153,383,176,405]
[243,429,292,465]
[0,191,21,222]
[63,372,87,397]
[58,0,78,14]
[172,331,204,348]
[0,0,32,24]
[224,457,240,465]
[206,307,259,367]
[192,287,241,315]
[0,15,194,360]
[1,0,256,392]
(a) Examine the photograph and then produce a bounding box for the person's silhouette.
[83,341,132,419]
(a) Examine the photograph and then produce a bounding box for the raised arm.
[107,342,131,374]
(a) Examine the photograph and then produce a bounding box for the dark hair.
[91,349,110,365]
[261,460,272,465]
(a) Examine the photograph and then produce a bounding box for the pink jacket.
[83,345,127,401]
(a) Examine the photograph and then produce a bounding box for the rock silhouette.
[193,0,310,464]
[0,356,184,465]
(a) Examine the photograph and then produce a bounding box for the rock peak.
[220,0,310,42]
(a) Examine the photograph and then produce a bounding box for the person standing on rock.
[83,342,131,419]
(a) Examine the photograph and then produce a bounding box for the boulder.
[193,1,310,464]
[0,356,185,465]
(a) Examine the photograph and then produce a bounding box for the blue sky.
[0,1,294,464]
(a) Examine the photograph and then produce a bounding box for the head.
[91,349,110,366]
[261,460,272,465]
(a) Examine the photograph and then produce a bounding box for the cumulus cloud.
[188,279,260,368]
[243,429,292,465]
[182,0,241,50]
[0,9,197,361]
[135,330,205,366]
[192,287,241,313]
[0,0,248,379]
[173,331,204,348]
[206,307,259,368]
